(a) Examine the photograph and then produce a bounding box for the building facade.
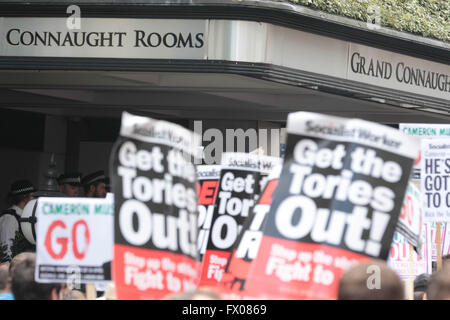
[0,0,448,198]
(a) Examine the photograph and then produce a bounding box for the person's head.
[443,254,450,268]
[82,171,107,198]
[164,287,221,300]
[0,263,11,293]
[414,291,426,300]
[425,264,450,300]
[11,252,61,300]
[337,259,404,300]
[9,252,30,278]
[61,289,86,300]
[6,180,36,209]
[58,173,81,197]
[413,273,430,300]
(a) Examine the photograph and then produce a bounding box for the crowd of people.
[1,170,450,300]
[337,258,450,300]
[1,253,450,300]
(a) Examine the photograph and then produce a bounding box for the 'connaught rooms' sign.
[0,18,207,59]
[0,17,448,101]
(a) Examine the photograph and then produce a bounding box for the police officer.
[0,180,36,260]
[57,172,82,197]
[81,170,107,198]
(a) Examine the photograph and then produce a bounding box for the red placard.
[111,112,199,300]
[114,244,198,300]
[246,237,370,299]
[199,153,281,287]
[196,165,221,264]
[220,170,281,299]
[245,112,419,300]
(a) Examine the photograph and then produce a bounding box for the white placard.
[388,232,430,280]
[421,138,450,222]
[35,196,114,284]
[400,124,450,180]
[425,222,450,265]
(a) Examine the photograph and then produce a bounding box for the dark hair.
[5,193,28,207]
[414,273,431,292]
[11,253,60,300]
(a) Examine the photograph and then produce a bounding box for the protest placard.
[199,153,281,287]
[221,165,282,300]
[444,223,450,259]
[402,129,450,269]
[399,124,450,180]
[35,196,113,284]
[425,222,450,269]
[388,231,430,281]
[246,112,419,299]
[390,182,425,299]
[395,182,423,252]
[110,112,200,300]
[421,138,450,223]
[196,165,221,262]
